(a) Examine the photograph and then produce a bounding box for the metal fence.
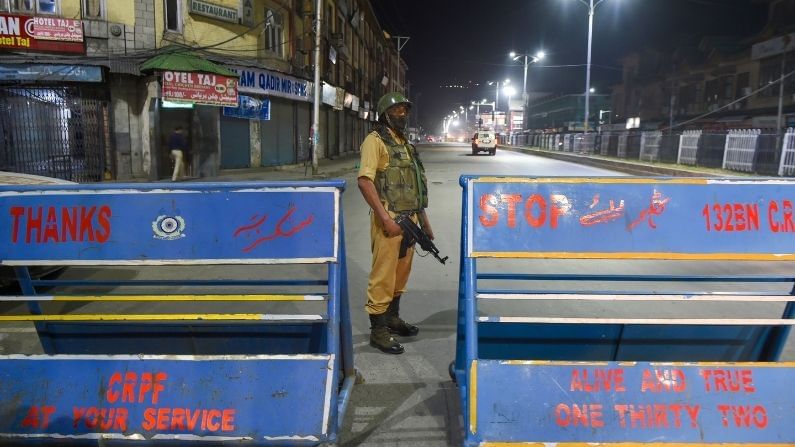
[779,128,795,176]
[678,130,702,165]
[511,127,795,177]
[0,87,108,182]
[723,129,760,173]
[639,131,663,162]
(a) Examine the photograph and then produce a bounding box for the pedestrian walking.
[357,92,434,355]
[168,126,188,181]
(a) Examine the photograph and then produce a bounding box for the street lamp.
[503,85,517,137]
[487,79,511,130]
[509,50,545,106]
[571,0,610,133]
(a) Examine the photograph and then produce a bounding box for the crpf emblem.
[152,215,186,240]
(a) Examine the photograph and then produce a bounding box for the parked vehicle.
[471,131,497,155]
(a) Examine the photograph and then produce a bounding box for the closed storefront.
[220,114,250,169]
[260,98,295,166]
[232,66,311,167]
[0,65,110,183]
[296,102,311,163]
[328,109,340,157]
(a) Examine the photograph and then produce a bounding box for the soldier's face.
[386,104,410,129]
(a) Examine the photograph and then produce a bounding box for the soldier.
[357,92,434,355]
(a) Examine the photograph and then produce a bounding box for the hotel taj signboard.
[0,13,84,53]
[161,71,238,107]
[189,0,239,24]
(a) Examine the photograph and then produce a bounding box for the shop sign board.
[751,33,795,60]
[0,64,101,82]
[189,0,239,24]
[231,66,311,102]
[0,13,84,53]
[322,82,337,107]
[32,16,82,41]
[223,95,270,120]
[161,71,238,107]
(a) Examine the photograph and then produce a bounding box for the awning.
[140,49,236,77]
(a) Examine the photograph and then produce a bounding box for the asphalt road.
[3,142,793,446]
[337,143,629,446]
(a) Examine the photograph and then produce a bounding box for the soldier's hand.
[382,218,403,237]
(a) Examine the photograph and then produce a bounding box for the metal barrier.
[453,176,795,446]
[639,131,662,162]
[0,181,356,445]
[778,128,795,176]
[678,130,702,165]
[723,129,761,173]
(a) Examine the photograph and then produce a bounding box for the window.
[0,0,58,14]
[83,0,104,18]
[165,0,182,33]
[264,8,284,58]
[735,72,750,99]
[758,53,795,97]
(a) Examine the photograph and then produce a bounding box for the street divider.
[0,181,356,445]
[453,176,795,446]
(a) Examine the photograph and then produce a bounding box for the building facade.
[0,0,407,182]
[610,0,795,132]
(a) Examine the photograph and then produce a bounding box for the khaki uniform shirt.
[358,128,408,182]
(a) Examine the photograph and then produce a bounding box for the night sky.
[369,0,768,132]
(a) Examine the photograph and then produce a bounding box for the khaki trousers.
[365,211,416,315]
[171,149,184,181]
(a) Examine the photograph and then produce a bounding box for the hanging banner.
[0,13,84,53]
[223,95,270,120]
[322,82,336,107]
[161,71,238,107]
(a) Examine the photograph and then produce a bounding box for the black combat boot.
[369,313,405,354]
[385,296,419,337]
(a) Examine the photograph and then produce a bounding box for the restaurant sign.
[161,71,238,107]
[0,14,84,53]
[189,0,239,24]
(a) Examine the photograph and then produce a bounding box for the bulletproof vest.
[373,126,429,213]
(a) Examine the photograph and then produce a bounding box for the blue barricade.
[0,181,355,445]
[454,176,795,446]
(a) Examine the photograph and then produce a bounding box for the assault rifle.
[396,213,448,265]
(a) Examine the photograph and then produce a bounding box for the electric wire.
[661,67,795,132]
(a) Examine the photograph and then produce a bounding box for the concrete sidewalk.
[201,143,747,183]
[209,152,361,182]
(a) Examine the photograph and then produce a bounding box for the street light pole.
[584,0,595,133]
[573,0,607,133]
[510,51,544,131]
[310,0,323,174]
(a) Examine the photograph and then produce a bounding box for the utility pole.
[392,36,410,92]
[310,0,323,175]
[776,48,788,151]
[584,0,594,133]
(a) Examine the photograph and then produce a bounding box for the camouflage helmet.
[377,92,412,116]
